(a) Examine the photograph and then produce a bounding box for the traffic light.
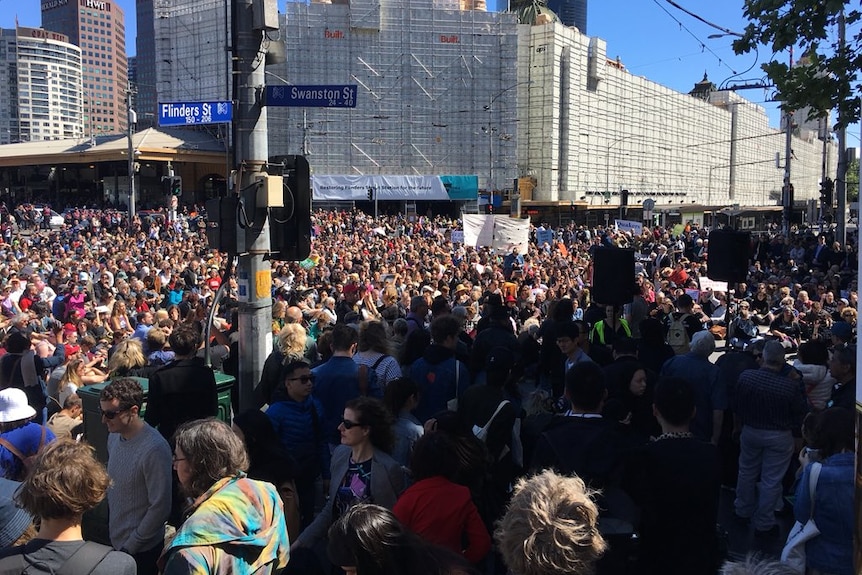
[163,176,182,196]
[367,187,374,201]
[268,155,312,261]
[485,203,493,214]
[620,189,629,206]
[820,178,834,207]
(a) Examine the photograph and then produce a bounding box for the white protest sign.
[699,277,729,292]
[615,219,643,236]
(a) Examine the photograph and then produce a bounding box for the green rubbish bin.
[78,372,236,463]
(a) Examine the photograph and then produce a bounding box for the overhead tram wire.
[650,0,738,76]
[662,0,744,38]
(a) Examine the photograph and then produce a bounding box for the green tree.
[733,1,861,127]
[847,158,859,202]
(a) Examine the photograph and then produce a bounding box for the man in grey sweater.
[101,378,172,575]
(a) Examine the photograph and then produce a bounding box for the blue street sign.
[265,85,358,108]
[158,101,233,126]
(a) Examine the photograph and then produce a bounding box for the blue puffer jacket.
[794,452,854,575]
[266,395,330,480]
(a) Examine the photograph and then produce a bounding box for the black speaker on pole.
[707,230,751,283]
[592,247,635,305]
[269,155,312,262]
[205,196,238,253]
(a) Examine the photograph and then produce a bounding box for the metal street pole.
[605,143,612,199]
[835,10,847,245]
[782,50,794,236]
[820,118,828,224]
[605,136,633,203]
[126,84,137,228]
[233,0,272,412]
[484,80,532,210]
[488,126,494,206]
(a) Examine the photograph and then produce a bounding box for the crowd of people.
[0,203,856,575]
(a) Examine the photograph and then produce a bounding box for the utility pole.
[820,117,829,223]
[782,50,794,236]
[835,10,847,245]
[233,0,276,411]
[729,102,738,201]
[126,83,137,228]
[302,110,309,156]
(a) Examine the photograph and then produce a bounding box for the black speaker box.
[205,196,238,253]
[592,248,635,305]
[269,155,312,262]
[707,230,751,283]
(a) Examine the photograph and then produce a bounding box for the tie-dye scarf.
[159,473,290,574]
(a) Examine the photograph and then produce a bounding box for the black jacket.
[144,357,218,441]
[530,415,627,489]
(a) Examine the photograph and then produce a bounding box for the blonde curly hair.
[276,323,307,361]
[495,470,607,575]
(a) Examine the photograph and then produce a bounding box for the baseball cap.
[831,321,853,341]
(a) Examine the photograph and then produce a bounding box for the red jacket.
[393,475,490,564]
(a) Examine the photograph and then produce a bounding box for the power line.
[662,0,743,38]
[649,0,737,76]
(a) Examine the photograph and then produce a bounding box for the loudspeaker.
[205,196,238,253]
[592,248,635,305]
[707,230,750,283]
[269,155,312,261]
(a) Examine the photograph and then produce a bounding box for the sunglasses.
[340,418,364,430]
[287,374,315,384]
[99,405,132,419]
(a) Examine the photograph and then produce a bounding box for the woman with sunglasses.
[292,396,405,559]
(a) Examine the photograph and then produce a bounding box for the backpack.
[667,313,691,355]
[472,400,510,442]
[0,540,114,575]
[0,425,47,481]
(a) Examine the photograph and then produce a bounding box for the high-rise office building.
[546,0,587,32]
[41,0,128,135]
[0,26,84,144]
[133,0,156,126]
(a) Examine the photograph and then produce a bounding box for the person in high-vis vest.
[590,305,631,348]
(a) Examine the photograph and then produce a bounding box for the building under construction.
[267,0,519,194]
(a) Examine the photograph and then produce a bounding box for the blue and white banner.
[313,175,450,201]
[615,219,643,236]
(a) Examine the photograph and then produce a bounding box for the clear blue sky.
[0,0,818,131]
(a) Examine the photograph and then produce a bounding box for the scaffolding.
[267,0,519,187]
[154,0,232,104]
[521,22,833,208]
